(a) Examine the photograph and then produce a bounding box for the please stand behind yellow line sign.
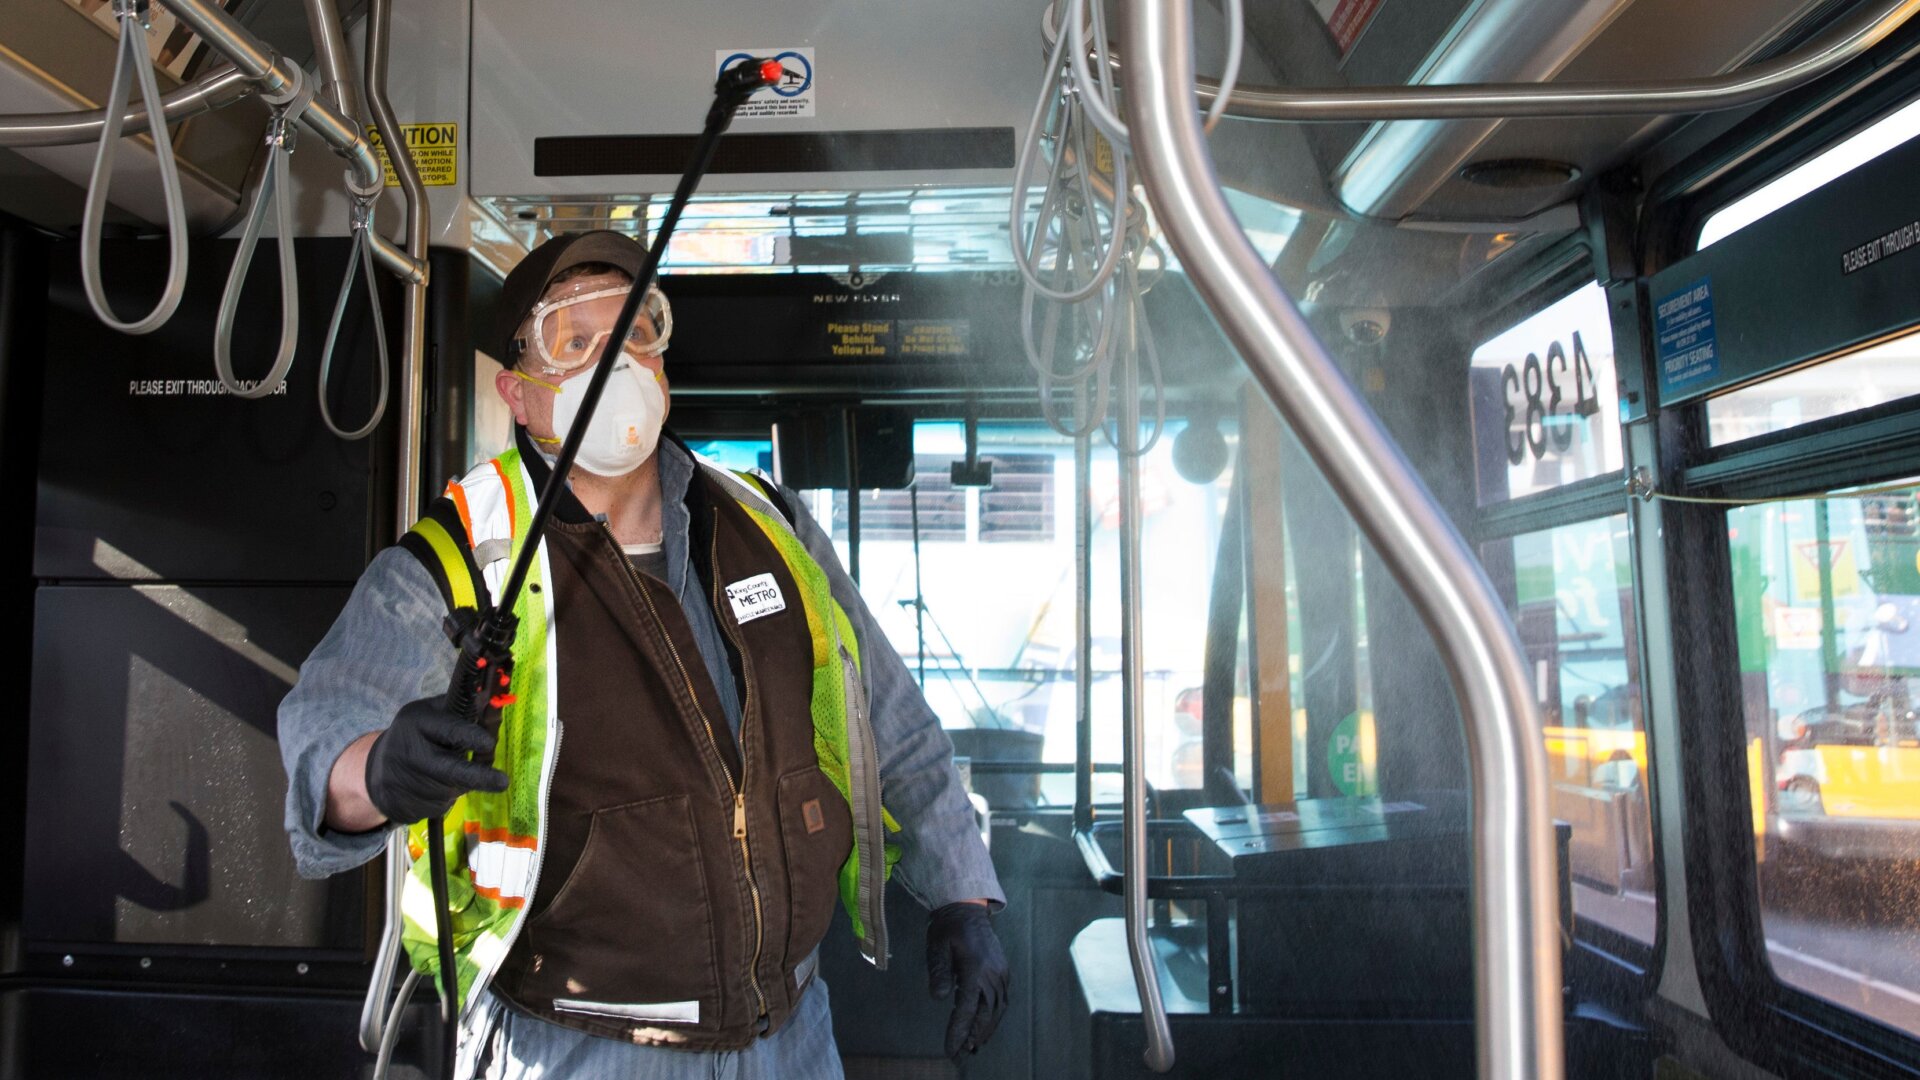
[364,123,458,187]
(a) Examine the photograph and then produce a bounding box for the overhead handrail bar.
[212,77,313,398]
[163,0,379,186]
[79,0,190,335]
[1053,0,1920,121]
[158,0,418,270]
[317,197,392,440]
[1120,2,1564,1080]
[301,0,365,125]
[0,63,252,147]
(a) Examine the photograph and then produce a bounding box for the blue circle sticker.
[769,51,812,97]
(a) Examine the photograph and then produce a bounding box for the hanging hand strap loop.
[317,196,391,439]
[80,0,190,335]
[213,69,316,399]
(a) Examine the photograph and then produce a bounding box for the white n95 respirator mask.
[542,358,666,476]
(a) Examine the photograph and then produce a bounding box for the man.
[279,231,1009,1079]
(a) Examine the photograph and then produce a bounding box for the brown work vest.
[488,467,854,1050]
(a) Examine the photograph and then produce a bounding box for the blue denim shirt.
[277,436,1005,919]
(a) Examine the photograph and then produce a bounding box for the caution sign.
[364,122,459,187]
[717,49,815,119]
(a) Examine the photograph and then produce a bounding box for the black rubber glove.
[363,696,509,824]
[926,901,1010,1059]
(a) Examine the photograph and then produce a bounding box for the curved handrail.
[0,63,253,147]
[78,0,189,335]
[1120,2,1564,1080]
[356,0,432,1049]
[366,0,433,530]
[358,832,413,1054]
[370,966,422,1080]
[1050,0,1920,121]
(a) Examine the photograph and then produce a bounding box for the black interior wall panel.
[425,248,504,501]
[23,584,363,950]
[1,222,50,936]
[35,237,399,583]
[2,986,439,1080]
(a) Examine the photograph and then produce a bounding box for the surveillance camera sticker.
[717,49,815,119]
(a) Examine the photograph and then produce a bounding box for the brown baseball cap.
[489,230,649,365]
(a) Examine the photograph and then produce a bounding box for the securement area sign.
[365,123,459,187]
[1655,278,1718,398]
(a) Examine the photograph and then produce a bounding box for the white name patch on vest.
[725,573,787,623]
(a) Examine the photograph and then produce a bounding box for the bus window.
[798,420,1256,806]
[1707,328,1920,446]
[791,417,1259,803]
[685,438,772,474]
[1483,515,1655,945]
[1729,485,1920,1037]
[1468,282,1623,505]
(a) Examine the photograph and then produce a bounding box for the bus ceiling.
[0,0,1913,315]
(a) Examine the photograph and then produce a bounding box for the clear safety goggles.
[515,283,673,374]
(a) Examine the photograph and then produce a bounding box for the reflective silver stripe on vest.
[551,998,701,1024]
[842,643,888,968]
[473,537,512,568]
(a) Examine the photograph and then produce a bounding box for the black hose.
[429,816,458,1075]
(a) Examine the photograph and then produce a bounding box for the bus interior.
[4,0,1920,1076]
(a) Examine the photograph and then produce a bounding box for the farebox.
[1184,793,1475,1018]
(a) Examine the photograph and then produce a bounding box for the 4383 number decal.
[1501,331,1602,466]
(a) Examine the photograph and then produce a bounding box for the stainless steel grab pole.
[1052,0,1918,121]
[302,0,365,125]
[1120,2,1564,1079]
[1117,305,1174,1074]
[1072,424,1094,837]
[354,0,432,1049]
[0,64,253,147]
[366,0,431,528]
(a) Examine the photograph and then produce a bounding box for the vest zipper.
[606,522,770,1023]
[709,524,769,1023]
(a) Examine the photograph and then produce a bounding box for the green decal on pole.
[1327,711,1377,797]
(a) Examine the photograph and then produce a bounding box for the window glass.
[1482,516,1656,944]
[1729,485,1920,1035]
[1706,328,1920,445]
[1469,283,1623,505]
[1699,96,1920,249]
[685,438,772,473]
[799,420,1251,805]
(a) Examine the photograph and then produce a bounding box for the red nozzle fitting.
[759,59,784,86]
